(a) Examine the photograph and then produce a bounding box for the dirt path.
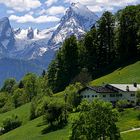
[121,127,140,134]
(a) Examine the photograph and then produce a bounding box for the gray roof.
[109,84,140,92]
[79,86,117,94]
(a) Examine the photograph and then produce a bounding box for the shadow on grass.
[41,123,66,134]
[36,121,47,127]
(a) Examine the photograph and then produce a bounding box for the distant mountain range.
[0,2,98,85]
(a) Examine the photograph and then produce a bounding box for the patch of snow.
[1,39,9,49]
[38,47,48,56]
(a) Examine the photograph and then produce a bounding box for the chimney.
[134,82,137,87]
[126,86,129,91]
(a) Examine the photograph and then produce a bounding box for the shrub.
[0,92,14,113]
[43,98,67,127]
[116,100,130,111]
[137,113,140,120]
[2,115,22,133]
[65,83,83,110]
[30,96,51,120]
[12,88,29,108]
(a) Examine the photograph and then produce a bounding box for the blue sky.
[0,0,139,30]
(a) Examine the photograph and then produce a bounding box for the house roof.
[79,86,117,94]
[109,84,140,92]
[79,84,140,94]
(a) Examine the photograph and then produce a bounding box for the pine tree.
[47,35,79,93]
[97,11,115,68]
[118,6,139,60]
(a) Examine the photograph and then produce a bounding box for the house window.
[92,95,94,97]
[103,95,106,98]
[119,94,122,97]
[131,94,135,97]
[116,94,122,97]
[84,95,86,98]
[95,95,97,97]
[110,94,115,97]
[87,95,90,98]
[81,95,83,98]
[131,101,135,103]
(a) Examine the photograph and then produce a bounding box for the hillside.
[0,116,70,140]
[0,106,140,140]
[0,103,30,126]
[91,61,140,85]
[0,61,140,140]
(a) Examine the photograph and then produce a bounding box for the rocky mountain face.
[0,2,98,85]
[0,17,15,54]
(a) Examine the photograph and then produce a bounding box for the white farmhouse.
[79,83,140,106]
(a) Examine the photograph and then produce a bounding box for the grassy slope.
[122,130,140,140]
[0,103,30,126]
[0,108,139,140]
[117,108,140,131]
[91,61,140,85]
[0,61,140,140]
[0,116,70,140]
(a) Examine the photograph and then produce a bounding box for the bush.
[30,96,51,120]
[43,98,67,127]
[1,78,16,94]
[12,88,29,108]
[65,83,83,110]
[137,113,140,120]
[0,92,14,113]
[116,100,130,111]
[2,115,22,133]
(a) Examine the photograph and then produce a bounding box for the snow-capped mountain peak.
[70,2,97,19]
[49,2,99,46]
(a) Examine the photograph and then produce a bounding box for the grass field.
[91,61,140,85]
[0,115,70,140]
[0,107,139,140]
[122,130,140,140]
[117,108,140,131]
[0,103,30,126]
[0,61,140,140]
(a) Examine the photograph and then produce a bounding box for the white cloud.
[38,6,65,16]
[38,9,47,15]
[46,6,66,15]
[0,0,41,12]
[45,0,58,7]
[29,11,34,15]
[109,0,139,7]
[7,10,15,14]
[9,14,60,23]
[65,0,140,12]
[87,5,103,12]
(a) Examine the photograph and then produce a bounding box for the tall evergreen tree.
[118,6,139,60]
[97,11,115,68]
[84,28,98,76]
[47,35,79,93]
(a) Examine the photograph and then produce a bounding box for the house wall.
[80,89,137,105]
[119,91,136,105]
